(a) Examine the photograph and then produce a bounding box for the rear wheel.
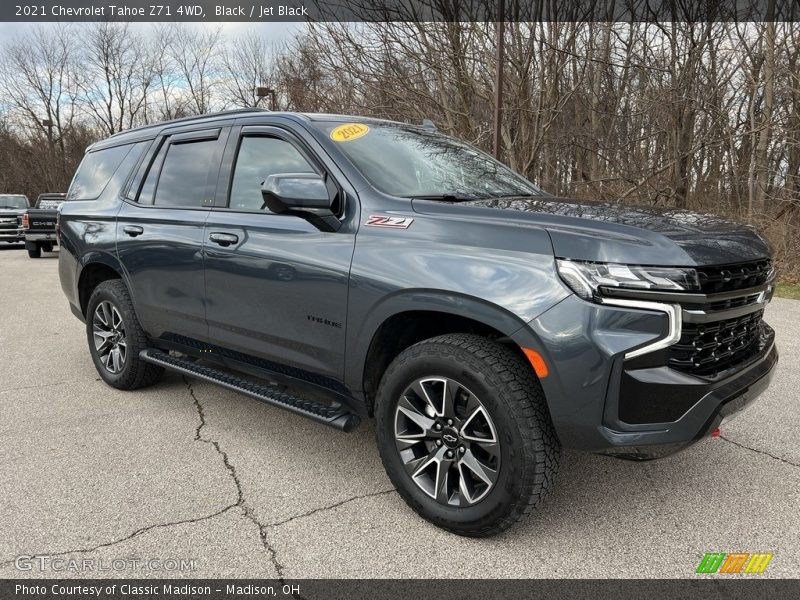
[26,244,41,259]
[375,333,560,536]
[42,242,54,252]
[86,279,164,390]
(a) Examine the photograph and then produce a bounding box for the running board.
[140,349,360,432]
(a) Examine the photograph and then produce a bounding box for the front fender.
[343,289,557,394]
[344,214,569,394]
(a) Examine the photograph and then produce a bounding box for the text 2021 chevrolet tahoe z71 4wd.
[59,110,778,536]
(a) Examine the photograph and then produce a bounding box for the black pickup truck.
[58,110,778,536]
[0,194,29,244]
[21,193,67,258]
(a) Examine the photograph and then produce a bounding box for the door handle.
[123,225,144,237]
[208,232,239,247]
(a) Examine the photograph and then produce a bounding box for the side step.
[140,349,360,432]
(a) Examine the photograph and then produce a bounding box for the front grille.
[680,291,763,313]
[696,259,772,294]
[0,218,21,236]
[669,310,763,375]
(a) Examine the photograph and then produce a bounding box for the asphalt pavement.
[1,244,798,579]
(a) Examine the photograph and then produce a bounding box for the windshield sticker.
[365,215,414,229]
[330,123,370,142]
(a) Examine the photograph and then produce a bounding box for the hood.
[436,197,771,267]
[0,208,26,217]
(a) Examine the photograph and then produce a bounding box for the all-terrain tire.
[86,279,164,390]
[375,333,560,537]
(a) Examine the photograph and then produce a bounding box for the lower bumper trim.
[597,341,777,459]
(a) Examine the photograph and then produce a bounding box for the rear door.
[203,124,357,382]
[117,127,229,343]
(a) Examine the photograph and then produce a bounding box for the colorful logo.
[696,552,773,574]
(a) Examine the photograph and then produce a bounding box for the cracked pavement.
[1,247,798,578]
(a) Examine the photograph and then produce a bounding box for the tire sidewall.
[376,346,533,529]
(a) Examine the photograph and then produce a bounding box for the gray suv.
[58,110,778,536]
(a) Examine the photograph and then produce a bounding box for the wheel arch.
[347,291,543,415]
[77,252,127,318]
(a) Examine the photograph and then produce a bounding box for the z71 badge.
[365,215,414,229]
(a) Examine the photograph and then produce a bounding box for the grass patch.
[775,282,800,300]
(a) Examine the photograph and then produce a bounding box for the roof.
[90,109,410,151]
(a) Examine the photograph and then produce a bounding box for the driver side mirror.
[261,173,341,232]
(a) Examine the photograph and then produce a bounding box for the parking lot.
[0,245,798,579]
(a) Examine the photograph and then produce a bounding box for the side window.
[68,143,143,200]
[136,142,167,205]
[101,141,149,201]
[153,139,219,208]
[229,136,315,211]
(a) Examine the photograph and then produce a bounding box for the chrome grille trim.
[597,297,682,360]
[599,260,774,374]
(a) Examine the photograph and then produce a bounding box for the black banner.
[2,0,800,22]
[3,579,800,600]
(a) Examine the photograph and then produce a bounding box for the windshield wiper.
[406,194,482,202]
[487,192,543,199]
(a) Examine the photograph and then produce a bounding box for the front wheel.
[86,279,164,390]
[375,334,560,537]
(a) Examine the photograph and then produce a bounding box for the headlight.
[556,259,700,301]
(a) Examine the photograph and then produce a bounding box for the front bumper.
[517,294,778,459]
[600,334,776,459]
[0,228,24,242]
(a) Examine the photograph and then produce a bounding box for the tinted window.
[137,142,167,205]
[229,136,315,210]
[68,143,137,200]
[153,139,218,208]
[106,141,149,202]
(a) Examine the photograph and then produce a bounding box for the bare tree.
[79,22,153,135]
[166,24,223,114]
[221,31,277,108]
[0,25,80,189]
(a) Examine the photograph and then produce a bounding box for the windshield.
[316,122,545,200]
[0,195,29,209]
[37,196,66,208]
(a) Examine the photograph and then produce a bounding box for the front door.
[203,126,356,381]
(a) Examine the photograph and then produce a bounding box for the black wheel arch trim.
[76,251,141,323]
[345,290,554,401]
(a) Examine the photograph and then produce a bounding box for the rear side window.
[68,143,138,200]
[153,139,218,208]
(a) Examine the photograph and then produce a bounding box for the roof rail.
[107,108,271,138]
